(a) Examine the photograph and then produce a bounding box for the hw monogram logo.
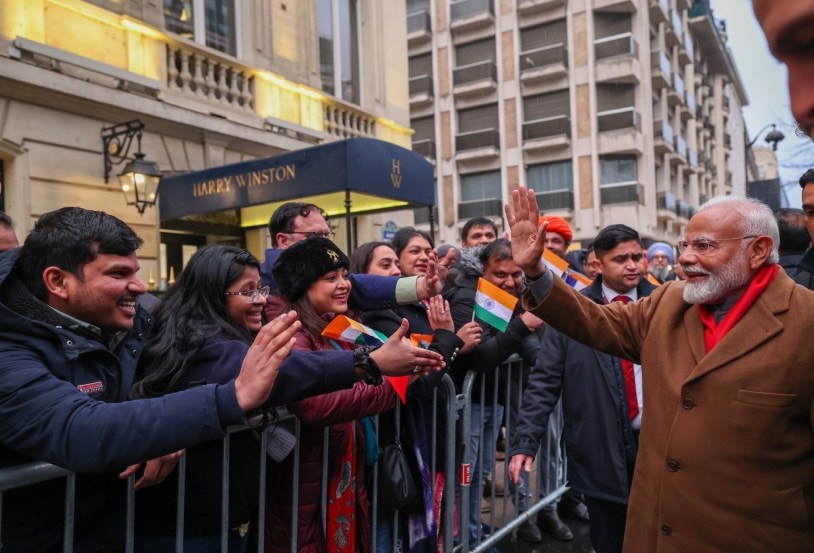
[327,250,340,263]
[390,158,402,189]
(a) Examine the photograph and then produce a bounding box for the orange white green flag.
[322,315,388,346]
[474,277,518,332]
[321,315,411,403]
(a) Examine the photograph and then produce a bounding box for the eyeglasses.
[287,230,335,239]
[225,286,271,303]
[676,236,757,255]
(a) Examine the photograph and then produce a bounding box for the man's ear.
[275,232,291,249]
[42,267,70,300]
[749,236,774,269]
[592,258,603,275]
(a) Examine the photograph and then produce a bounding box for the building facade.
[406,0,750,246]
[0,0,412,285]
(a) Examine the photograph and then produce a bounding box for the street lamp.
[748,123,785,151]
[101,120,162,215]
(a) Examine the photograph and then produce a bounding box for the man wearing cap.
[646,242,677,284]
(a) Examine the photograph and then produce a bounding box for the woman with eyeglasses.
[264,237,401,553]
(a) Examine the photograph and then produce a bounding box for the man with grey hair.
[506,188,814,552]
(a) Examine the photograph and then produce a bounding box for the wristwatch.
[353,346,383,385]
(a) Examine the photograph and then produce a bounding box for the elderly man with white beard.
[506,189,814,553]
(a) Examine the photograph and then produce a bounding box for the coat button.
[661,524,672,535]
[666,459,680,472]
[66,340,73,346]
[131,349,138,357]
[682,397,695,409]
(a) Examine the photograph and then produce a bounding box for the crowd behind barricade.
[2,154,814,553]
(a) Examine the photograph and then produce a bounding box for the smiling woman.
[267,237,398,553]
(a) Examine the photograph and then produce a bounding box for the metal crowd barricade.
[0,356,568,553]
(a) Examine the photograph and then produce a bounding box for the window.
[459,171,503,218]
[456,104,500,150]
[523,90,570,139]
[593,12,632,39]
[600,156,637,184]
[456,38,496,66]
[599,156,642,204]
[527,161,573,193]
[163,0,237,56]
[520,19,567,52]
[318,0,360,104]
[528,161,574,210]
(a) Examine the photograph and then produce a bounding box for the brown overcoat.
[523,270,814,552]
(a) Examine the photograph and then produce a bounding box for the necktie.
[612,295,639,420]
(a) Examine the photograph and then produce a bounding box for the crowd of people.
[2,3,814,551]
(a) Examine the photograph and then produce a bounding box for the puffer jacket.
[0,248,245,551]
[265,327,396,553]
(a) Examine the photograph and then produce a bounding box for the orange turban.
[538,215,573,242]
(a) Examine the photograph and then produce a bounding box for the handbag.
[376,440,417,512]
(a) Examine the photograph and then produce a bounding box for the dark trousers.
[583,496,627,553]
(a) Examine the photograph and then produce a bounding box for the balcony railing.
[456,128,500,151]
[412,139,436,159]
[600,182,644,205]
[722,95,730,111]
[453,60,498,86]
[594,33,638,60]
[723,132,732,149]
[651,49,671,75]
[597,107,640,132]
[323,101,376,138]
[409,74,434,98]
[676,200,690,219]
[523,115,570,140]
[675,134,687,157]
[166,43,254,111]
[407,9,432,35]
[536,190,574,211]
[657,190,677,212]
[458,198,503,219]
[673,72,685,99]
[519,43,568,72]
[451,0,494,21]
[654,119,674,140]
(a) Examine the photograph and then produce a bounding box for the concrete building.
[0,0,412,286]
[406,0,751,246]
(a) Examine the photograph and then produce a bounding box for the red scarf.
[698,264,779,353]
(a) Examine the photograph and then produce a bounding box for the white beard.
[649,265,671,282]
[682,252,751,305]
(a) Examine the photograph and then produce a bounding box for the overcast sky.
[711,0,813,207]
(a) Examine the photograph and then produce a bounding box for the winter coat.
[523,269,814,552]
[443,247,538,398]
[265,327,396,553]
[133,336,361,538]
[0,249,242,550]
[787,247,814,290]
[510,276,656,505]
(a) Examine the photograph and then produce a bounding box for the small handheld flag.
[474,278,518,332]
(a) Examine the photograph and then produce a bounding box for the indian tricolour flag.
[322,315,387,346]
[565,271,593,291]
[542,249,570,277]
[474,277,518,332]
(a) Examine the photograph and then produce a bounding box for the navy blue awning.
[158,137,435,225]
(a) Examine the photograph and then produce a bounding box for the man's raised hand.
[505,186,548,277]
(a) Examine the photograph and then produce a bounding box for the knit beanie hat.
[272,237,349,301]
[647,242,674,264]
[538,215,573,242]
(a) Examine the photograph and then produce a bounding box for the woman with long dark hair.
[265,237,400,553]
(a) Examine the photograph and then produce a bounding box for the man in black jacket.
[509,224,656,553]
[789,169,814,289]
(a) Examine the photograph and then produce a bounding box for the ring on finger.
[412,365,421,374]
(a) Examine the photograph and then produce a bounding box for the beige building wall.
[0,0,412,285]
[406,0,752,246]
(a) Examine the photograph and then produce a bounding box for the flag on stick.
[474,278,518,332]
[322,315,387,346]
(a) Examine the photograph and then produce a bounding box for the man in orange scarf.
[506,189,814,553]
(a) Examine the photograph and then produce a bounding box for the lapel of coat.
[682,273,792,384]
